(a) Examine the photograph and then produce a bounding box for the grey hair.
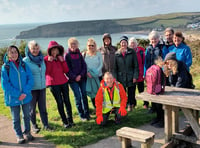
[28,40,39,49]
[148,30,160,40]
[164,27,174,34]
[129,37,138,46]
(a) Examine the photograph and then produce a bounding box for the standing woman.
[168,31,192,71]
[84,38,103,108]
[1,45,34,144]
[23,40,51,133]
[44,41,74,128]
[65,37,90,121]
[114,36,139,111]
[128,37,147,109]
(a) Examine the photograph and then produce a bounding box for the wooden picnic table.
[136,86,200,145]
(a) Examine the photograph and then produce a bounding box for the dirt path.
[0,115,56,148]
[82,116,188,148]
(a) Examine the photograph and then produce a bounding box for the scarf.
[28,51,43,66]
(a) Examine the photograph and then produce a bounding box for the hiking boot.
[32,124,40,134]
[17,136,25,144]
[24,132,34,141]
[69,122,76,126]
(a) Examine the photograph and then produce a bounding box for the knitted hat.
[47,41,64,56]
[120,35,128,43]
[164,52,177,61]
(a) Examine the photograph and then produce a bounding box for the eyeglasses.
[88,45,94,47]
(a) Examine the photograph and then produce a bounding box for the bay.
[0,23,148,51]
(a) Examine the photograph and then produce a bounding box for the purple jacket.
[65,48,87,82]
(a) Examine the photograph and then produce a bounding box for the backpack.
[145,65,165,95]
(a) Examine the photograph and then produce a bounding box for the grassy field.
[0,74,200,147]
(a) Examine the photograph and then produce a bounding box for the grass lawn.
[0,73,199,148]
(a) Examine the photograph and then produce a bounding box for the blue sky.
[0,0,200,24]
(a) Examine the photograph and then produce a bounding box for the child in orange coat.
[95,72,127,125]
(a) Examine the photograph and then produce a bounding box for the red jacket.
[134,46,145,82]
[95,79,127,117]
[44,56,69,86]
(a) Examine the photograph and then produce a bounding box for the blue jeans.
[69,79,90,119]
[10,103,30,138]
[49,83,73,124]
[30,89,48,126]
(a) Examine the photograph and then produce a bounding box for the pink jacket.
[134,46,145,82]
[44,56,69,86]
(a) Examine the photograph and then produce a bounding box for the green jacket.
[114,48,139,87]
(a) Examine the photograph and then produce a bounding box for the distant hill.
[16,12,200,39]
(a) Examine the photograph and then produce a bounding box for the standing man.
[98,33,117,78]
[162,27,174,59]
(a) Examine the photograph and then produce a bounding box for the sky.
[0,0,200,25]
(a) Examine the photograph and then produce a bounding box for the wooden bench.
[116,127,155,148]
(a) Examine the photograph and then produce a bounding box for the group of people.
[1,28,193,144]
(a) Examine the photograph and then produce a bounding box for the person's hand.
[133,78,137,83]
[57,56,64,62]
[48,56,54,62]
[75,75,81,82]
[96,115,103,125]
[19,94,26,101]
[87,72,92,78]
[118,107,127,116]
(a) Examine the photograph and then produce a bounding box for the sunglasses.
[88,45,94,47]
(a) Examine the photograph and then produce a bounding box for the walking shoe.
[63,123,71,128]
[17,136,25,144]
[69,122,76,126]
[24,132,34,141]
[43,125,53,131]
[81,118,87,122]
[32,124,40,134]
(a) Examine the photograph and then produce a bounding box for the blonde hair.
[68,37,79,48]
[87,38,97,53]
[164,59,178,77]
[128,37,138,46]
[28,40,40,49]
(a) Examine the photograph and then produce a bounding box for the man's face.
[165,31,173,44]
[104,74,114,87]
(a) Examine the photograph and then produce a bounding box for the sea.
[0,23,148,51]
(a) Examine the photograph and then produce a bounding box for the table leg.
[163,105,172,142]
[172,107,179,133]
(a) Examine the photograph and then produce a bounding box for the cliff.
[16,12,200,39]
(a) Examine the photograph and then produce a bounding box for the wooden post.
[121,137,131,148]
[163,105,172,142]
[172,107,179,133]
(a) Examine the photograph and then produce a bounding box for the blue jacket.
[168,43,192,70]
[23,46,46,90]
[144,43,163,75]
[1,54,34,107]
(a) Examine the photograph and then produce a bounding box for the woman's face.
[70,42,78,51]
[150,37,159,47]
[173,35,183,47]
[129,41,137,49]
[120,40,128,50]
[8,47,18,61]
[103,38,111,46]
[30,45,40,56]
[87,42,95,52]
[51,48,59,58]
[165,60,173,70]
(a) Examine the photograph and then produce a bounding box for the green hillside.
[16,12,200,39]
